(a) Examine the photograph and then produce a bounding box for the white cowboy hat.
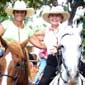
[5,0,34,17]
[42,6,70,23]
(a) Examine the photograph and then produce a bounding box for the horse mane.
[7,41,24,59]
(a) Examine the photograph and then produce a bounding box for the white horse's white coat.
[49,23,85,85]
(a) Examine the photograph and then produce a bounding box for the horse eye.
[67,70,70,77]
[79,44,82,51]
[60,45,64,49]
[15,63,21,68]
[58,45,64,50]
[59,45,64,51]
[79,44,82,48]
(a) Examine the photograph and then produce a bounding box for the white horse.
[49,22,85,85]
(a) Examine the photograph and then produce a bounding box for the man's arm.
[29,30,46,49]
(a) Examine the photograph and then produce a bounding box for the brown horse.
[0,36,31,85]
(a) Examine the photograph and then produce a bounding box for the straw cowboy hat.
[5,0,34,17]
[42,6,70,23]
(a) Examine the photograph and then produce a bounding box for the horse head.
[58,24,83,84]
[0,36,30,85]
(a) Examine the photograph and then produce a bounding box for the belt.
[48,53,57,56]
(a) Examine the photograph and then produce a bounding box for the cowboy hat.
[42,6,70,23]
[5,0,34,17]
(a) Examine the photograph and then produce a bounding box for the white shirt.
[44,24,69,54]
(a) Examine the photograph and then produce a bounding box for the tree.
[0,0,55,21]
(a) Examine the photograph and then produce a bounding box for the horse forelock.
[60,34,81,47]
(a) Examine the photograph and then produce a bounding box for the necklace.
[18,28,20,41]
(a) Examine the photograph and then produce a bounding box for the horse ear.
[20,39,29,48]
[77,23,83,34]
[0,36,8,49]
[73,22,83,35]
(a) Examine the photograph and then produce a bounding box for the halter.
[57,33,83,85]
[0,47,29,85]
[0,59,26,85]
[57,46,69,84]
[56,33,70,84]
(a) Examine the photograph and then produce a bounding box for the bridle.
[0,47,29,85]
[57,46,70,84]
[0,59,26,85]
[57,33,83,85]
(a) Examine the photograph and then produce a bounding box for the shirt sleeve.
[1,20,10,31]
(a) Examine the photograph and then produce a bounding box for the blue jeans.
[38,54,62,85]
[0,48,5,57]
[33,58,47,84]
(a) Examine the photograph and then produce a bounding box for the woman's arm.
[0,24,5,47]
[34,30,45,36]
[0,24,4,36]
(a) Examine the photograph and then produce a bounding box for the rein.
[0,72,17,80]
[56,33,71,84]
[56,50,69,84]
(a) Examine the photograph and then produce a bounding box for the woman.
[33,6,70,85]
[0,0,45,49]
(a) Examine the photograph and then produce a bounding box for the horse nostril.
[67,71,70,77]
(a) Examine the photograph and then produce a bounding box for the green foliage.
[0,0,53,21]
[0,1,8,22]
[82,17,85,58]
[0,0,57,22]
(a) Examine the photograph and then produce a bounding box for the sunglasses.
[14,10,26,13]
[48,13,63,17]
